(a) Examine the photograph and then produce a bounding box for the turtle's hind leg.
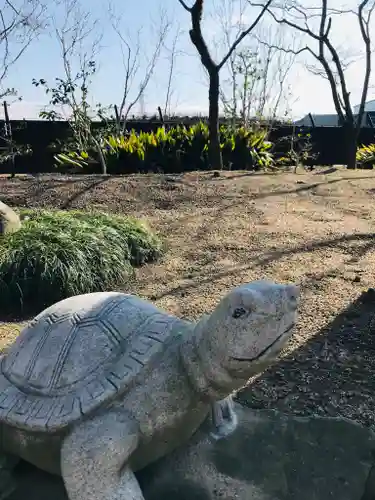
[61,409,145,500]
[0,453,20,500]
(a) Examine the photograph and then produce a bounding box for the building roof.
[353,99,375,113]
[295,110,375,128]
[295,99,375,127]
[294,114,340,127]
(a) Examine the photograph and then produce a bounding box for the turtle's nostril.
[286,285,300,309]
[289,298,298,311]
[286,294,299,312]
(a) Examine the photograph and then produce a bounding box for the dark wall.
[0,119,374,173]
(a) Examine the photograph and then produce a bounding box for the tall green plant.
[356,143,375,167]
[32,61,107,174]
[275,127,316,172]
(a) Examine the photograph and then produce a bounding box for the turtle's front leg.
[61,410,144,500]
[210,395,238,440]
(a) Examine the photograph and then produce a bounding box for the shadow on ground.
[1,173,372,214]
[236,288,375,428]
[59,177,111,209]
[200,176,374,211]
[0,176,111,210]
[153,232,375,300]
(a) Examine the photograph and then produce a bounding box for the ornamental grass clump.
[0,209,162,316]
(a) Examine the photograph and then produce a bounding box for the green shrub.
[0,209,162,316]
[356,143,375,167]
[54,122,275,173]
[272,130,316,169]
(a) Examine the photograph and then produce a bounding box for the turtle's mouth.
[231,323,295,363]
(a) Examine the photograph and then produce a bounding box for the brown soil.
[2,167,375,430]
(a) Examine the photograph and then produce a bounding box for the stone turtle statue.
[0,280,299,500]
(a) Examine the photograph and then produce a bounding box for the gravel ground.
[2,167,375,429]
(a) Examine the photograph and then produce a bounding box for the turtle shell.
[0,292,183,432]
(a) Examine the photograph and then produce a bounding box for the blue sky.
[3,0,375,120]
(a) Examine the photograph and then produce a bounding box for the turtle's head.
[196,280,299,392]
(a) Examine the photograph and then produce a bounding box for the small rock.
[360,288,375,304]
[360,288,375,302]
[0,201,21,235]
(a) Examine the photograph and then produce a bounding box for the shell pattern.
[0,292,184,432]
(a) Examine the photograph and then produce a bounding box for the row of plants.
[30,70,294,173]
[54,122,277,173]
[3,121,374,173]
[54,125,375,173]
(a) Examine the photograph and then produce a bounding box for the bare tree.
[163,24,182,118]
[178,0,273,169]
[254,25,297,119]
[219,23,297,125]
[33,0,107,172]
[55,0,102,129]
[257,0,375,168]
[0,1,46,179]
[0,0,47,99]
[108,4,171,132]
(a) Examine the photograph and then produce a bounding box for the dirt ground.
[2,167,375,430]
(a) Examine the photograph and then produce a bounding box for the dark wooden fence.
[0,118,374,173]
[270,125,375,167]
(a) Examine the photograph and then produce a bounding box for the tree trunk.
[208,69,223,170]
[343,122,357,169]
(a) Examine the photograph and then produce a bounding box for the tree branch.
[0,0,46,95]
[110,3,171,127]
[177,0,192,11]
[253,0,373,126]
[218,0,273,70]
[355,0,373,133]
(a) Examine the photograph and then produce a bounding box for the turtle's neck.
[179,315,237,402]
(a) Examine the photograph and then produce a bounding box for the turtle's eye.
[232,307,248,319]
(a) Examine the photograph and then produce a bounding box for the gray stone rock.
[6,403,375,500]
[0,202,21,235]
[0,281,299,500]
[138,403,375,500]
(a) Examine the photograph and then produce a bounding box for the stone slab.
[138,402,375,500]
[8,403,375,500]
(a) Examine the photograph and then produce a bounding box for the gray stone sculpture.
[0,280,299,500]
[0,202,21,236]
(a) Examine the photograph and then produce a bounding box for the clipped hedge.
[0,209,162,316]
